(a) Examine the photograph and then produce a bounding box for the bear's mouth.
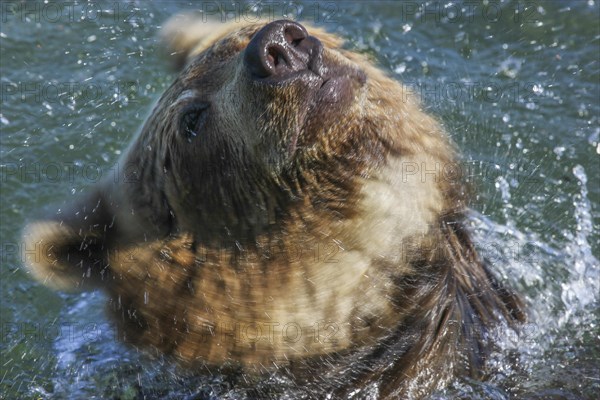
[281,70,365,157]
[315,67,367,104]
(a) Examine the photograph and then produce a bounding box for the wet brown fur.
[23,17,525,399]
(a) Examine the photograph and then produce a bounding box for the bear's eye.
[180,102,210,142]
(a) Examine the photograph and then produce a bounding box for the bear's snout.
[244,20,325,80]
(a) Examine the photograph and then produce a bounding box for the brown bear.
[23,16,525,399]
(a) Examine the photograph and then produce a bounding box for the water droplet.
[495,176,511,202]
[498,57,522,78]
[394,63,407,74]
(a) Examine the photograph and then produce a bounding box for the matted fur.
[22,16,524,399]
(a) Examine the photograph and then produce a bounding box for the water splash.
[462,165,599,398]
[558,165,599,325]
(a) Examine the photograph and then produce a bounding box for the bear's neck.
[170,152,373,246]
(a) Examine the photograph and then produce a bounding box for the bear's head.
[24,18,458,289]
[22,17,523,398]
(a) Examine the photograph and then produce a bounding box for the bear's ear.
[22,189,117,291]
[160,13,254,71]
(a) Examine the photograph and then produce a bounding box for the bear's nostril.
[267,46,288,69]
[284,25,306,46]
[267,48,278,67]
